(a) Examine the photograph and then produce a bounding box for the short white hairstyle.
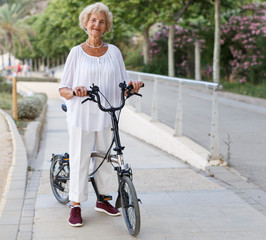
[79,2,113,33]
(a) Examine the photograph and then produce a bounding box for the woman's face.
[86,12,107,38]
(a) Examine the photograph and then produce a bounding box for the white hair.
[79,2,113,33]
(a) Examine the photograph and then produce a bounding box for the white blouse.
[59,44,128,131]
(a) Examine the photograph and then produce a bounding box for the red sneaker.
[95,201,121,216]
[69,205,83,227]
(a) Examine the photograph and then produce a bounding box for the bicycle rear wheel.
[120,176,141,236]
[50,155,70,204]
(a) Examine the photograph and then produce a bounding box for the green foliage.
[124,46,143,70]
[147,25,200,78]
[0,73,4,82]
[0,1,35,59]
[18,0,131,60]
[220,3,266,84]
[17,93,47,119]
[222,80,266,99]
[20,0,89,59]
[141,56,168,75]
[0,74,12,92]
[33,92,47,106]
[0,81,12,93]
[0,92,12,109]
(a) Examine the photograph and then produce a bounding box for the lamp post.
[12,73,18,121]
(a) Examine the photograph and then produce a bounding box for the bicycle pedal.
[103,195,112,201]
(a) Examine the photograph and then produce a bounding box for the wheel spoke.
[120,176,140,236]
[50,156,70,204]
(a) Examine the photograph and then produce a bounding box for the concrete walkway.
[1,82,266,239]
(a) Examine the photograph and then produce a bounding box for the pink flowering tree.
[148,25,204,78]
[221,3,266,84]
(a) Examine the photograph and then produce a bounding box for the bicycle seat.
[61,104,67,112]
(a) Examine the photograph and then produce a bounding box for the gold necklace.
[86,40,103,49]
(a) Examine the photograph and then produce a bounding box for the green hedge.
[17,77,59,82]
[0,82,12,93]
[18,93,47,119]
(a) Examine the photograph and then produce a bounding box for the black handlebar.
[73,82,144,112]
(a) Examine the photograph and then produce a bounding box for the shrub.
[148,25,205,78]
[34,93,48,106]
[17,93,47,119]
[221,3,266,84]
[0,92,12,109]
[0,73,12,93]
[124,47,144,70]
[0,82,12,93]
[0,73,4,82]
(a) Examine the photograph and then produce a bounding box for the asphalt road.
[136,80,266,191]
[27,69,266,192]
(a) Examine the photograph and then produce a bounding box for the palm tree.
[0,2,35,66]
[0,30,6,67]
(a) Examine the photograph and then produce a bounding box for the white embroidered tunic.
[59,44,128,131]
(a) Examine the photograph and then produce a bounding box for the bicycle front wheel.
[120,176,141,236]
[50,155,70,204]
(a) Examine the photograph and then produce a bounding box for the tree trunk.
[34,58,37,71]
[195,40,201,81]
[143,26,150,65]
[168,25,175,77]
[7,33,12,66]
[213,0,221,83]
[38,57,41,72]
[47,56,50,68]
[1,50,4,68]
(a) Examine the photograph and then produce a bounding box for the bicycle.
[50,81,143,236]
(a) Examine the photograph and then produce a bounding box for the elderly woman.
[58,2,142,227]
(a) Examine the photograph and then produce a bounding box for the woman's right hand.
[73,86,88,97]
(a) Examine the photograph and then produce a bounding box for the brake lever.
[81,94,97,104]
[133,92,142,97]
[126,89,143,99]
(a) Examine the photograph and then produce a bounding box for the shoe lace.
[70,206,81,217]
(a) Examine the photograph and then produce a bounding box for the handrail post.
[209,88,222,163]
[135,74,142,112]
[174,82,183,136]
[151,77,158,121]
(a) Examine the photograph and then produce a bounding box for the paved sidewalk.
[32,100,266,239]
[1,82,266,239]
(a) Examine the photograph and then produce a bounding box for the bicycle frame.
[76,81,143,170]
[51,81,143,236]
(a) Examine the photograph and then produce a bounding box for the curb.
[218,91,266,108]
[23,104,47,165]
[120,106,210,170]
[0,104,47,240]
[0,109,28,240]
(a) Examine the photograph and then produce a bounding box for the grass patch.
[221,81,266,99]
[0,92,13,109]
[16,119,30,135]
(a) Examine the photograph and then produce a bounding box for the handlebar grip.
[73,90,91,96]
[128,82,145,90]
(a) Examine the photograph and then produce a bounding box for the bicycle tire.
[50,155,70,204]
[120,176,141,236]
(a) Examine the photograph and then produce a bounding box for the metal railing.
[126,70,222,162]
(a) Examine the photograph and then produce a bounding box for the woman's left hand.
[128,80,143,93]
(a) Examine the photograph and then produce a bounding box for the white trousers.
[68,124,113,203]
